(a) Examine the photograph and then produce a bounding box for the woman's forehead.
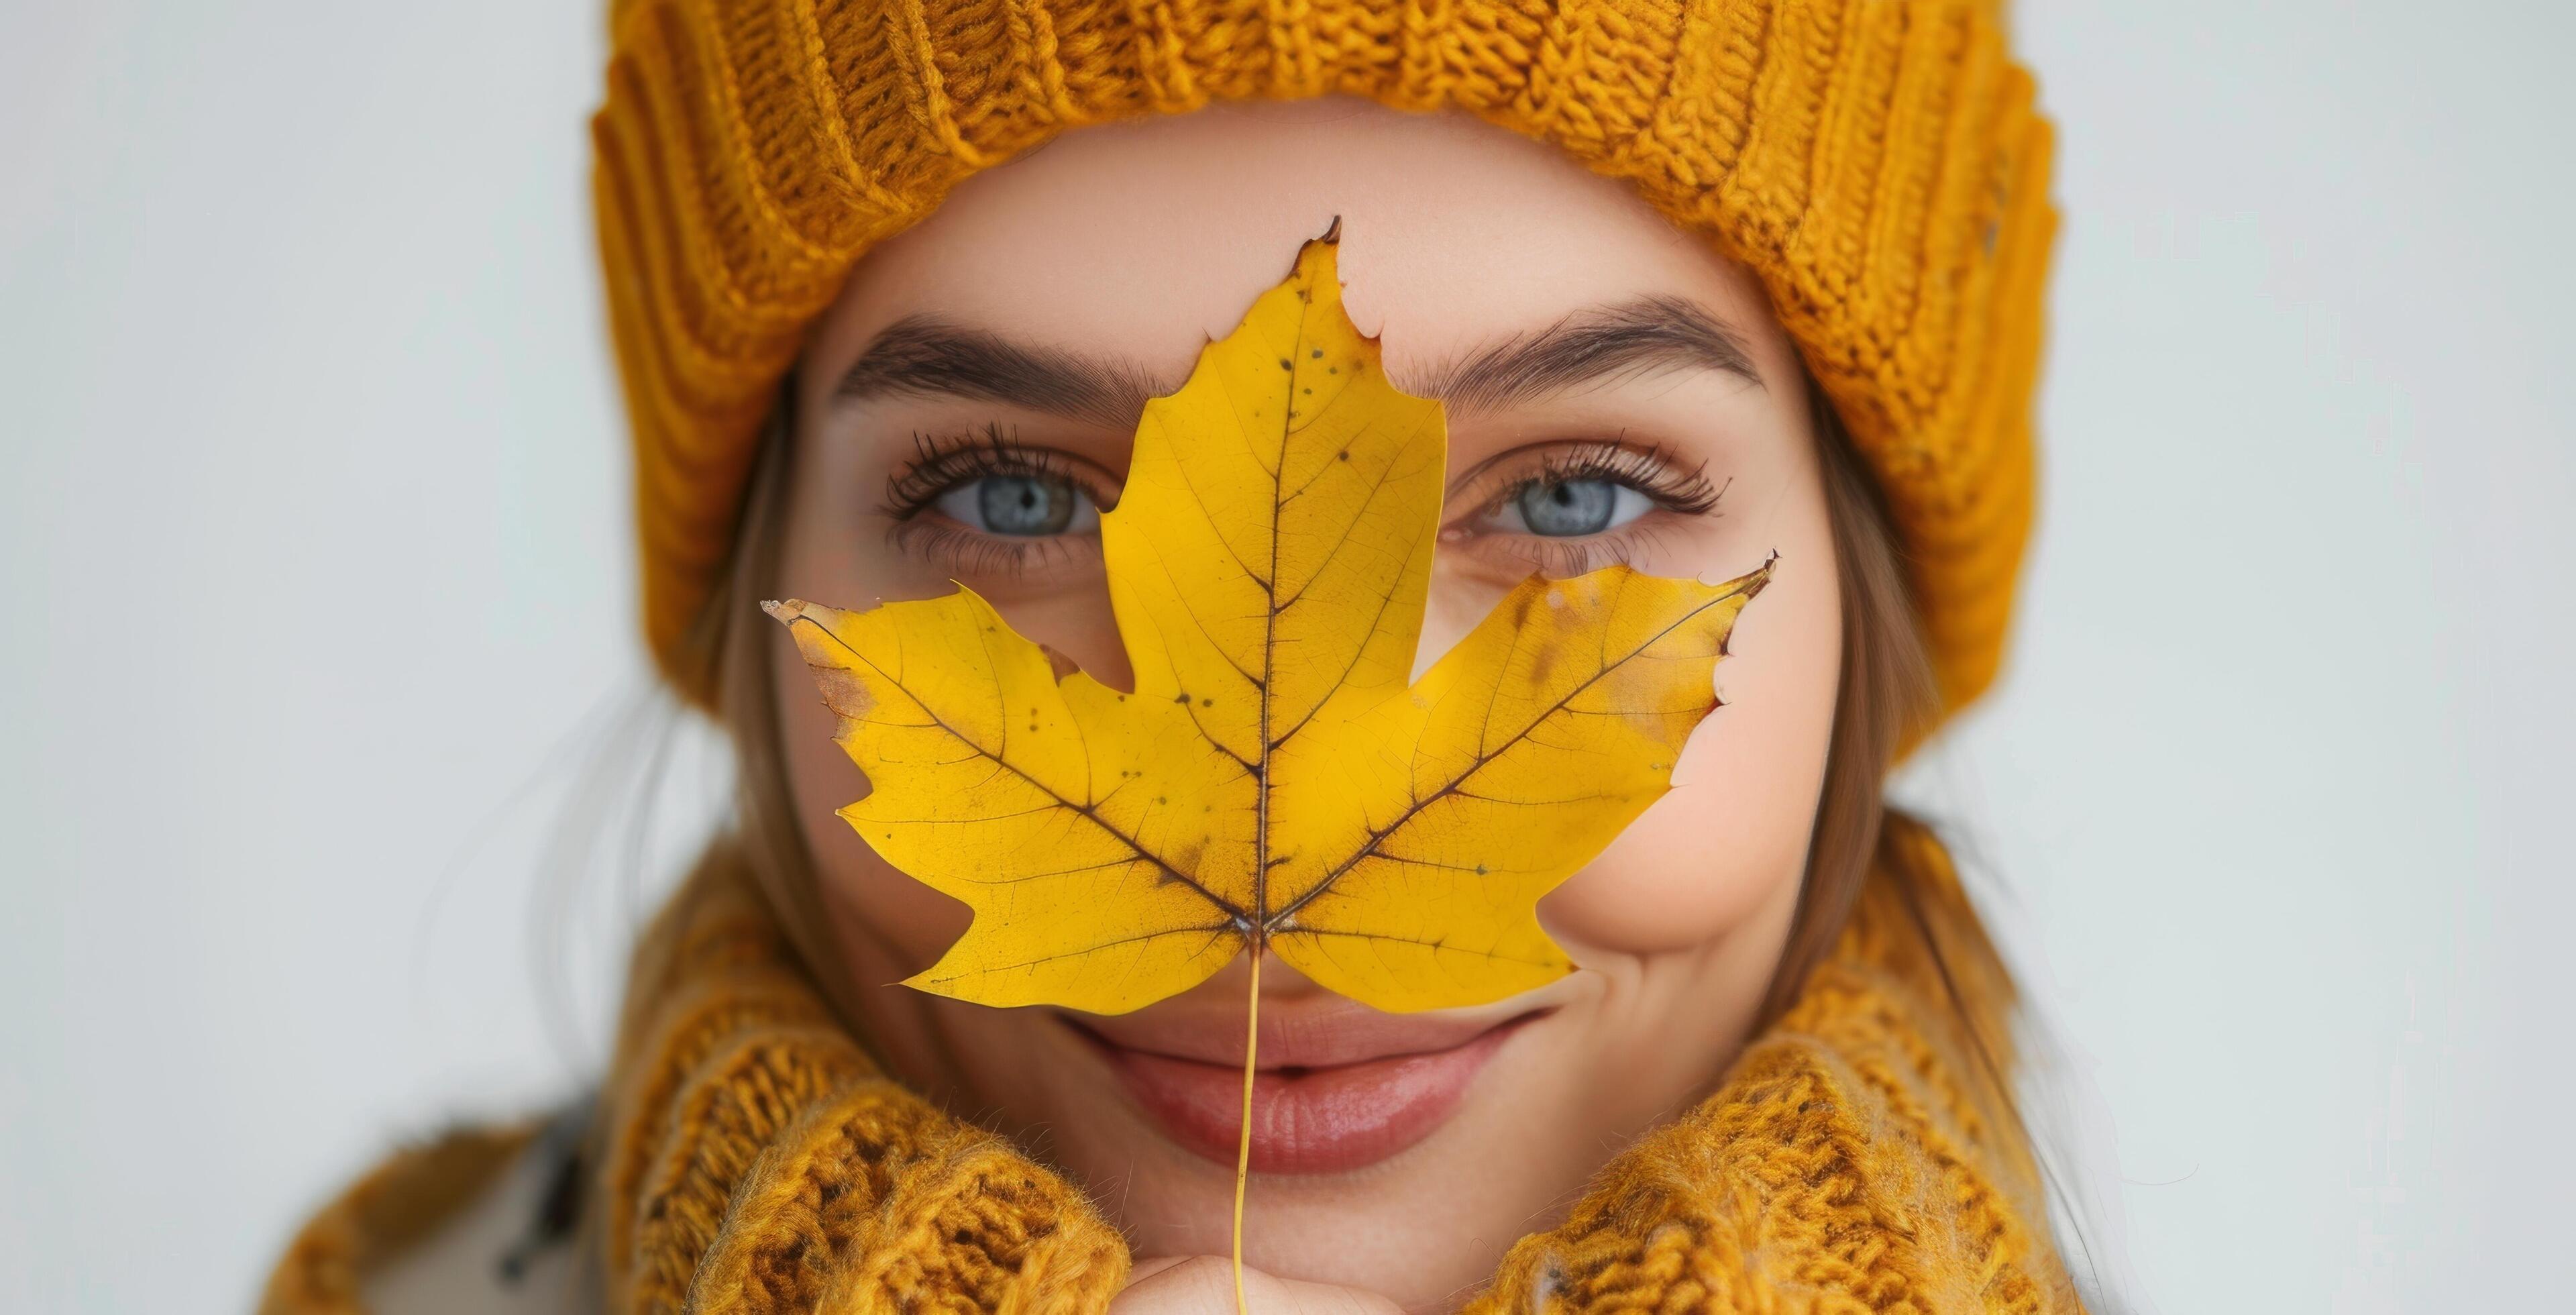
[812,98,1791,390]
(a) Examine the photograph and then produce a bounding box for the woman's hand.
[1115,1256,1405,1315]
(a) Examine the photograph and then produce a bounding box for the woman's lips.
[1066,1006,1537,1174]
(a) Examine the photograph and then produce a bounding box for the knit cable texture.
[264,820,2081,1313]
[590,858,1132,1313]
[598,0,2057,717]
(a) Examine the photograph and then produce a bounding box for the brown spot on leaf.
[1159,835,1212,888]
[810,664,874,720]
[1525,640,1558,692]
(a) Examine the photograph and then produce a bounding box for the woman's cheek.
[772,480,977,970]
[1537,545,1840,955]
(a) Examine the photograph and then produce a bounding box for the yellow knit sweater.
[264,819,2080,1313]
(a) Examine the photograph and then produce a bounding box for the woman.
[267,1,2067,1310]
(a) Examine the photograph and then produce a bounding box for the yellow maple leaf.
[768,235,1770,1018]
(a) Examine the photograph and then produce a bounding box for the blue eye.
[1492,478,1654,537]
[934,474,1100,536]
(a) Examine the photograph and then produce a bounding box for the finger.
[1122,1255,1195,1286]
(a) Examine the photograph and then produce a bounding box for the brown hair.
[672,364,1967,1038]
[1757,372,1945,1020]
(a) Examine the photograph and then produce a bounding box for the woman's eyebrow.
[1407,296,1766,417]
[832,315,1165,428]
[835,297,1759,428]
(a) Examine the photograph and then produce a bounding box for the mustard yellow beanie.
[596,0,2055,715]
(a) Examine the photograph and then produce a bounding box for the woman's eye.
[932,474,1100,536]
[1489,478,1655,537]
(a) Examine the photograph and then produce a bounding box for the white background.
[4,3,2569,1310]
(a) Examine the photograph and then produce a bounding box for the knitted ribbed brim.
[594,0,2055,715]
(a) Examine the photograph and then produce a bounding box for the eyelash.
[879,431,1725,578]
[1456,441,1728,574]
[1499,441,1725,517]
[880,424,1103,519]
[879,425,1114,578]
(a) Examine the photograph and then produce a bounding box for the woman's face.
[773,99,1840,1304]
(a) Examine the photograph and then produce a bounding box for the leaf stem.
[1232,949,1260,1315]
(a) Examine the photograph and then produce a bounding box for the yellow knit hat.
[595,0,2055,714]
